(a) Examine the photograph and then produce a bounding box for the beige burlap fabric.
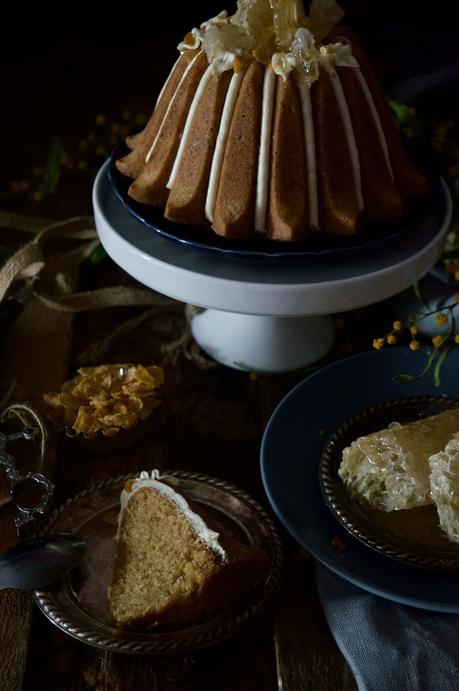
[0,213,217,367]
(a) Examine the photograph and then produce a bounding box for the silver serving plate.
[34,470,283,655]
[319,396,459,572]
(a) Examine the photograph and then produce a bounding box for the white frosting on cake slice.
[118,470,227,560]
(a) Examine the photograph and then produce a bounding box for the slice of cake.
[108,471,268,630]
[339,408,459,512]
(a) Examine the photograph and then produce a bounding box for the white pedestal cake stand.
[93,162,451,373]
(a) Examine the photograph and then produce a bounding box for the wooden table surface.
[2,19,454,689]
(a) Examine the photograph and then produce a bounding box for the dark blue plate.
[108,143,437,261]
[261,347,459,612]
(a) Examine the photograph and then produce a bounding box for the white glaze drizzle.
[118,470,227,560]
[205,70,244,223]
[154,55,181,108]
[177,11,229,53]
[255,67,275,233]
[167,64,214,190]
[354,67,394,179]
[145,51,201,164]
[320,58,364,211]
[298,81,319,229]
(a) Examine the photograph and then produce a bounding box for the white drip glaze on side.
[354,67,394,179]
[145,51,202,164]
[205,70,244,223]
[298,81,319,230]
[167,64,214,190]
[154,55,182,108]
[255,67,275,234]
[118,470,227,560]
[320,58,364,211]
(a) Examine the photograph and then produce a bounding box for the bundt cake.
[116,0,428,241]
[108,471,268,630]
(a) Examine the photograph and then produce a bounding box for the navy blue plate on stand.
[108,144,437,262]
[261,347,459,613]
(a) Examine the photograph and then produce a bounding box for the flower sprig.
[372,295,459,385]
[369,107,459,385]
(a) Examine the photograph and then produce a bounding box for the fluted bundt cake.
[108,471,268,630]
[116,0,428,242]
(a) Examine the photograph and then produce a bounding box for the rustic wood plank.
[257,375,357,691]
[71,616,277,691]
[0,581,33,691]
[274,551,356,691]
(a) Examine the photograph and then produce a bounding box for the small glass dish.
[319,396,459,572]
[44,364,163,453]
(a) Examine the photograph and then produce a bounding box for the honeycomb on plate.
[338,408,459,512]
[429,432,459,544]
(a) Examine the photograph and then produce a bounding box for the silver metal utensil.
[0,536,86,590]
[0,427,53,534]
[0,424,86,588]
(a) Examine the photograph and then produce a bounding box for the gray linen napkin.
[315,565,459,691]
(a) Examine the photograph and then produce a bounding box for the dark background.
[1,0,457,217]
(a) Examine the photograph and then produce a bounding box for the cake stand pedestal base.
[191,310,335,372]
[93,162,451,374]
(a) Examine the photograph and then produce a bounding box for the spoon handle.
[0,536,86,590]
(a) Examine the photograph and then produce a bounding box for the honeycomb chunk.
[429,432,459,543]
[338,408,459,512]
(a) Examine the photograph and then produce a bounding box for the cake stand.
[93,162,452,373]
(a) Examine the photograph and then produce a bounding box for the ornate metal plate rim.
[34,470,283,655]
[319,396,459,572]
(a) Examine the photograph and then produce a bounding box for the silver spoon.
[0,535,86,590]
